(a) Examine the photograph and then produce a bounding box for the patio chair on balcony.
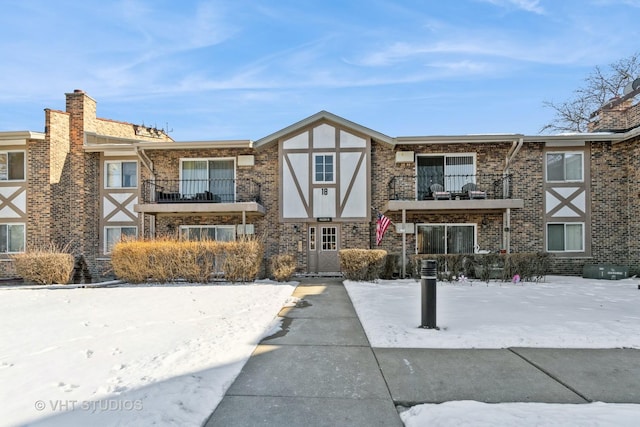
[462,182,487,199]
[430,183,451,200]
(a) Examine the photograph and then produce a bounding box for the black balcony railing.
[388,173,513,201]
[141,179,261,204]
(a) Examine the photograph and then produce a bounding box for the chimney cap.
[73,89,84,93]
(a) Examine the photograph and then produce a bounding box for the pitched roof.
[253,110,394,149]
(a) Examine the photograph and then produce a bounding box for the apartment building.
[1,88,639,280]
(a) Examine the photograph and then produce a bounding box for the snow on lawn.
[346,275,640,426]
[344,275,640,349]
[400,401,640,427]
[0,281,296,427]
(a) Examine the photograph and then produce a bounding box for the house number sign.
[321,188,328,195]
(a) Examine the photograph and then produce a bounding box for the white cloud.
[479,0,545,14]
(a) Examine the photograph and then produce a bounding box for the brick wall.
[589,99,640,132]
[143,145,282,275]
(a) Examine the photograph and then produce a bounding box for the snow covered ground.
[0,281,295,427]
[2,275,640,426]
[345,275,640,426]
[344,275,640,349]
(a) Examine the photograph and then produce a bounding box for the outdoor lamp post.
[420,259,438,329]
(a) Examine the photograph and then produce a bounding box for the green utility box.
[582,264,629,280]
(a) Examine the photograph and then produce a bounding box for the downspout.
[502,138,523,252]
[504,137,523,175]
[135,146,155,180]
[135,147,155,238]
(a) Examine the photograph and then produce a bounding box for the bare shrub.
[270,254,296,281]
[111,237,153,283]
[112,237,223,283]
[339,249,387,281]
[12,244,74,285]
[219,237,264,282]
[112,236,266,284]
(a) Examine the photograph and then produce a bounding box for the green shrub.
[270,254,296,282]
[12,245,74,285]
[339,249,387,281]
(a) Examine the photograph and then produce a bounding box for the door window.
[321,226,337,251]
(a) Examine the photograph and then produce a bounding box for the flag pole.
[402,208,406,278]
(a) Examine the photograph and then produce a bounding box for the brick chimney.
[589,91,640,133]
[65,89,97,141]
[61,89,98,260]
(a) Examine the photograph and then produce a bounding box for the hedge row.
[339,249,387,281]
[11,245,75,285]
[410,252,553,282]
[111,237,264,283]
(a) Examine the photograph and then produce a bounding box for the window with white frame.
[105,161,137,188]
[179,225,235,242]
[309,227,316,251]
[417,154,475,198]
[547,223,584,252]
[546,152,583,182]
[104,226,137,254]
[417,224,475,254]
[0,151,25,181]
[0,223,25,253]
[180,159,235,201]
[313,154,335,183]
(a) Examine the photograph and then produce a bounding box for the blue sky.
[1,0,639,141]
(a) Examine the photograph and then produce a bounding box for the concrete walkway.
[205,278,640,426]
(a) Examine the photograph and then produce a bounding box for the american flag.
[376,212,391,246]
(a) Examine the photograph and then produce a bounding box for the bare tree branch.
[541,52,640,133]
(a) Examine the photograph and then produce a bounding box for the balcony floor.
[134,201,265,215]
[384,198,524,213]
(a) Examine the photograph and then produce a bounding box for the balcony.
[384,174,523,212]
[135,179,265,215]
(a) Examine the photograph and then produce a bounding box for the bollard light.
[420,259,438,329]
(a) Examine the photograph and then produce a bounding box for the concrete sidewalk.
[205,278,640,426]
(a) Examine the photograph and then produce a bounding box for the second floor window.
[0,151,25,181]
[417,154,474,197]
[546,152,583,182]
[106,161,137,188]
[314,154,334,183]
[181,159,235,201]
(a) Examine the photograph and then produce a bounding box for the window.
[179,225,235,242]
[417,224,475,254]
[417,154,474,198]
[309,227,316,251]
[321,226,337,251]
[0,224,25,253]
[546,152,583,182]
[547,223,584,252]
[314,154,334,183]
[104,226,137,254]
[106,161,137,188]
[181,159,235,201]
[0,151,25,181]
